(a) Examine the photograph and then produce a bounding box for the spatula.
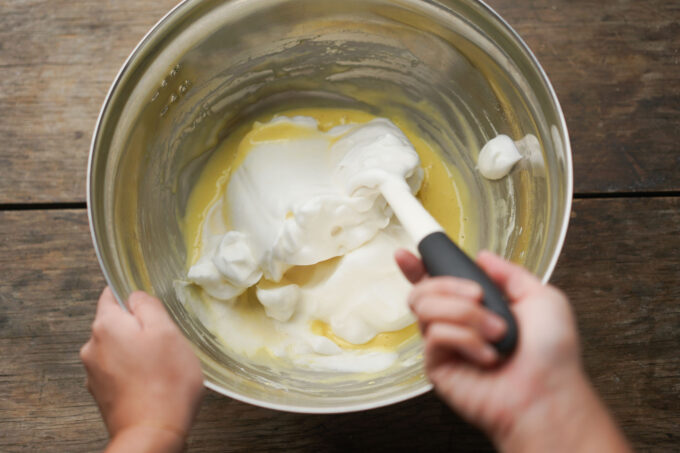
[381,178,518,355]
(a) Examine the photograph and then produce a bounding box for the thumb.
[95,286,126,320]
[476,250,543,302]
[128,291,172,329]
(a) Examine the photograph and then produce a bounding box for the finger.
[94,287,125,320]
[476,251,543,302]
[413,295,507,342]
[395,249,426,284]
[92,288,136,340]
[424,322,498,366]
[128,291,173,329]
[79,340,93,365]
[408,277,483,311]
[425,343,461,385]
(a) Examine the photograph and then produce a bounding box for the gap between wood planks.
[0,202,87,211]
[1,191,680,211]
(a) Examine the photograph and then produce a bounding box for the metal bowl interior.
[88,0,572,413]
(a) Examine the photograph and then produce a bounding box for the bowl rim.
[87,0,572,414]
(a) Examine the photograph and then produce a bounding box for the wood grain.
[492,0,680,194]
[1,199,679,452]
[1,0,678,203]
[551,197,680,450]
[0,0,179,204]
[0,210,107,451]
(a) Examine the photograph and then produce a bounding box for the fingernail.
[482,315,506,340]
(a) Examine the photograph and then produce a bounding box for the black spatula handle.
[417,232,518,355]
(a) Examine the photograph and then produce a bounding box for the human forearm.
[496,371,632,453]
[105,425,186,453]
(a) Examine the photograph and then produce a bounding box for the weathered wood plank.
[0,0,179,204]
[0,210,108,451]
[1,199,678,451]
[551,197,680,450]
[1,0,678,203]
[492,0,680,194]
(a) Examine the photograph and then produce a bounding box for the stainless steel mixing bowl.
[88,0,572,413]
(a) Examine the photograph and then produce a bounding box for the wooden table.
[2,1,678,451]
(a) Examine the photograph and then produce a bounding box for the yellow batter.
[180,107,476,353]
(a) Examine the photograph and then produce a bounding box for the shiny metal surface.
[88,0,572,413]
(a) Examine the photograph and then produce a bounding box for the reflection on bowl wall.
[88,0,572,413]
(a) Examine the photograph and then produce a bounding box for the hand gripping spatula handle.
[381,179,518,355]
